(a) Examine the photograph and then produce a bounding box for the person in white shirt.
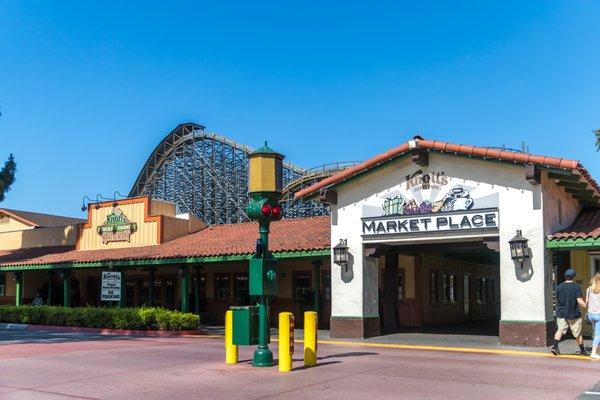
[586,272,600,360]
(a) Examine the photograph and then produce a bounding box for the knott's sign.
[360,169,501,238]
[362,208,499,237]
[97,208,138,244]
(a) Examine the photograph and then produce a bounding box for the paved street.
[1,330,599,399]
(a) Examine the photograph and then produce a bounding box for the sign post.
[101,271,122,302]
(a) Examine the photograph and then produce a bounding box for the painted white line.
[584,392,600,396]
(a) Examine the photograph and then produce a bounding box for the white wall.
[331,152,563,325]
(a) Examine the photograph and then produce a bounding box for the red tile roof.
[295,137,599,199]
[547,209,600,241]
[0,216,330,267]
[0,208,85,228]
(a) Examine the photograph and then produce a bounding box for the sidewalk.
[203,325,588,356]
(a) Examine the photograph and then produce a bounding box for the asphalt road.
[0,330,599,399]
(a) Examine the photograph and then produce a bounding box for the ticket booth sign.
[101,271,122,301]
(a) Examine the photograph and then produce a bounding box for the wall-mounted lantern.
[509,229,530,268]
[333,239,349,271]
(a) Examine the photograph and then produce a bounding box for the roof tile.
[547,209,600,240]
[295,137,599,200]
[0,216,330,267]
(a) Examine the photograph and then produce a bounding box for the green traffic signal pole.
[253,219,273,367]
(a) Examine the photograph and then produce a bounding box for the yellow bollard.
[279,312,294,372]
[304,311,317,367]
[225,310,238,365]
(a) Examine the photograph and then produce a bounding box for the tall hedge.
[0,306,199,331]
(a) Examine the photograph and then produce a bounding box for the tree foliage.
[596,129,600,152]
[0,154,16,202]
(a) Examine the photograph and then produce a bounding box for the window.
[293,272,312,302]
[477,277,487,303]
[125,280,136,307]
[429,271,439,303]
[441,273,448,303]
[398,269,405,302]
[215,274,231,300]
[591,255,600,276]
[0,273,5,296]
[234,274,249,304]
[195,274,207,299]
[447,274,457,303]
[324,272,331,301]
[490,278,496,302]
[165,279,176,309]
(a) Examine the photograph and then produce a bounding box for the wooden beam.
[556,181,588,190]
[525,165,540,185]
[317,189,337,205]
[411,148,429,167]
[548,172,580,182]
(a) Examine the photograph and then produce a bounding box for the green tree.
[0,154,17,202]
[596,129,600,151]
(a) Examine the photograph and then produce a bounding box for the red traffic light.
[260,203,272,217]
[271,204,282,220]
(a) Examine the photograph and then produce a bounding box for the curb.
[1,323,207,337]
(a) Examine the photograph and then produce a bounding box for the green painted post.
[118,269,126,308]
[14,272,22,306]
[313,260,321,327]
[194,265,202,314]
[62,270,71,307]
[180,266,189,313]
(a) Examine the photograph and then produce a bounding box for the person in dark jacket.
[551,269,587,355]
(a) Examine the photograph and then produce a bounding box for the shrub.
[0,305,199,331]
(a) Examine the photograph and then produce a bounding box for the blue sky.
[0,1,598,217]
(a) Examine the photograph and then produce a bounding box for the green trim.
[0,249,330,272]
[546,237,600,250]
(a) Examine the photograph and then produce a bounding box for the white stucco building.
[296,136,599,346]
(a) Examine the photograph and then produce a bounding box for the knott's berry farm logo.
[383,170,475,216]
[405,170,449,191]
[97,208,138,244]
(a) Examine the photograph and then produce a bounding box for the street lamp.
[333,239,349,271]
[509,229,530,268]
[245,141,284,367]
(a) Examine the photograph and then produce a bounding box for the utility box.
[231,306,259,346]
[249,257,278,296]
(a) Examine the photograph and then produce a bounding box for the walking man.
[551,269,587,355]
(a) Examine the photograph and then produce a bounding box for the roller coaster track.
[129,123,359,224]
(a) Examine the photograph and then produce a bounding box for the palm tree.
[596,129,600,152]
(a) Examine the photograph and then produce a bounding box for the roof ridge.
[296,136,596,200]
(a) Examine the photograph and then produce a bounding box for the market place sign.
[362,208,499,237]
[97,208,138,244]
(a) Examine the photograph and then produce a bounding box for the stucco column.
[330,237,380,339]
[498,188,552,346]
